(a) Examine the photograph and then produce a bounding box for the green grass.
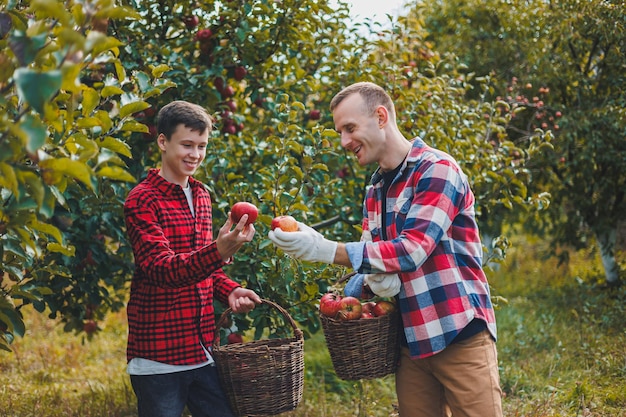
[1,233,625,416]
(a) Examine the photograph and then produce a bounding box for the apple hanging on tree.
[234,66,247,81]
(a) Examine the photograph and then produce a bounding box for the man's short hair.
[329,82,395,117]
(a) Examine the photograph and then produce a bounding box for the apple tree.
[417,0,626,285]
[0,0,174,350]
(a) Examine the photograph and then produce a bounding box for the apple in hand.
[337,296,362,321]
[271,215,298,232]
[319,292,342,318]
[231,202,258,226]
[372,300,396,317]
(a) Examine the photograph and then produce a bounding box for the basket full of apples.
[318,279,401,380]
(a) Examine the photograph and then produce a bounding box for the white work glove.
[268,222,338,264]
[364,273,401,297]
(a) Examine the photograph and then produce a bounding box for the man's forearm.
[332,243,353,267]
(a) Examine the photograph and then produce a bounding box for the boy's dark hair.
[156,101,213,140]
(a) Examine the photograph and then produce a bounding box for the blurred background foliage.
[1,0,623,353]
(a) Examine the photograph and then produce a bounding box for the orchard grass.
[1,235,625,416]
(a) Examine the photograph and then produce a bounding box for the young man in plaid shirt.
[124,100,261,417]
[269,82,503,416]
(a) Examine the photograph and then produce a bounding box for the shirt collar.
[370,137,425,185]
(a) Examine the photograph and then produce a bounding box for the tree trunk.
[596,228,621,286]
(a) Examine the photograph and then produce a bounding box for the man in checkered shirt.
[269,82,503,416]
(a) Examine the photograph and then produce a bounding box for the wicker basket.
[213,299,304,417]
[319,273,401,380]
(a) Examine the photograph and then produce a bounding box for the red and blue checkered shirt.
[124,169,239,365]
[345,138,497,359]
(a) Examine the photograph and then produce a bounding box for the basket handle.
[336,271,357,285]
[213,298,303,348]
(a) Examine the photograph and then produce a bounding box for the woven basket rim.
[213,298,303,349]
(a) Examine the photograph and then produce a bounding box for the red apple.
[234,66,247,81]
[222,85,235,98]
[183,15,199,29]
[337,296,362,321]
[319,292,342,318]
[195,28,213,42]
[214,76,225,92]
[83,320,98,335]
[372,300,396,317]
[360,312,375,319]
[225,100,237,112]
[227,332,243,344]
[253,96,266,108]
[361,301,376,315]
[271,215,298,232]
[231,202,258,226]
[308,109,321,120]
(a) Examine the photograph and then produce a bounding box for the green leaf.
[66,133,99,161]
[28,218,63,244]
[39,158,95,191]
[8,31,47,66]
[14,69,62,115]
[0,162,18,196]
[121,120,149,133]
[151,64,171,78]
[96,166,135,182]
[82,87,100,116]
[47,242,75,256]
[98,136,132,157]
[19,170,45,209]
[60,62,82,92]
[119,101,150,118]
[30,0,72,26]
[100,85,124,98]
[20,114,47,153]
[0,302,25,337]
[85,31,122,56]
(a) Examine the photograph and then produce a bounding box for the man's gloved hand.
[364,273,402,297]
[268,221,338,264]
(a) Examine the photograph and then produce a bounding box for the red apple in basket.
[231,202,258,226]
[361,311,375,319]
[361,301,376,315]
[271,215,298,232]
[372,300,396,317]
[319,292,342,318]
[337,296,362,321]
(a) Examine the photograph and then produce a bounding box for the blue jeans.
[130,365,236,417]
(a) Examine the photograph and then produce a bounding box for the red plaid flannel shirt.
[124,169,239,365]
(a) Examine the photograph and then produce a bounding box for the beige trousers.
[395,330,503,417]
